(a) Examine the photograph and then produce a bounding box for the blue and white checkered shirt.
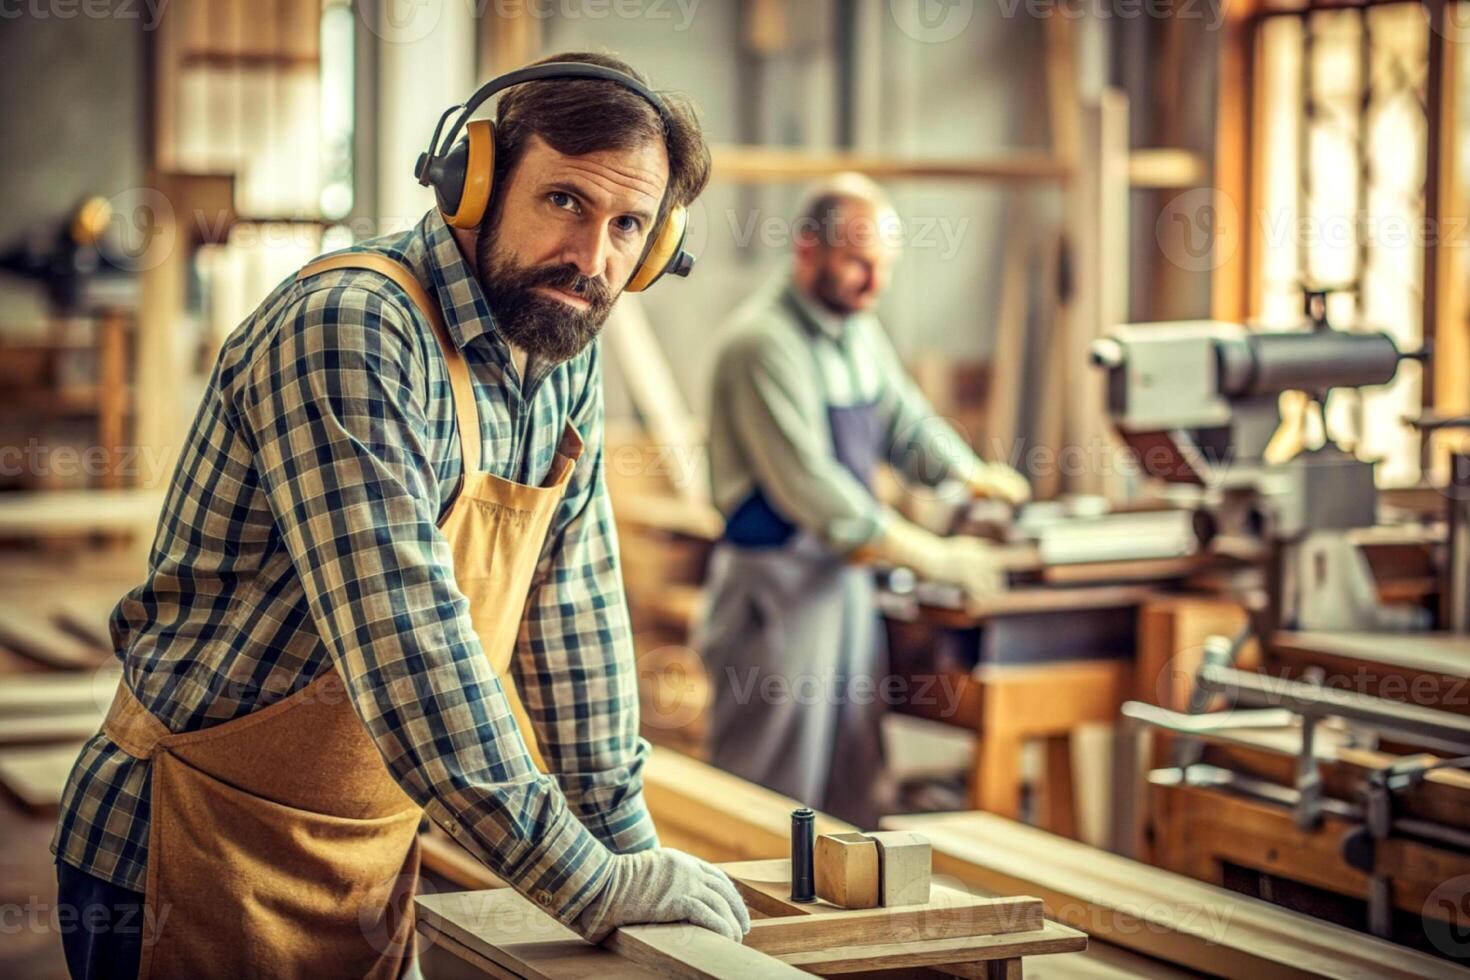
[52,209,654,924]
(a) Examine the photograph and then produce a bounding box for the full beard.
[478,226,616,364]
[812,265,865,317]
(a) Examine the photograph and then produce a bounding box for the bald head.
[791,172,901,316]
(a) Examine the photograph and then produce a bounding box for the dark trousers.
[54,861,145,980]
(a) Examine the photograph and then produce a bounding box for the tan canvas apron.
[101,252,580,978]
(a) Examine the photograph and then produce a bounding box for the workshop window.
[153,0,356,371]
[1252,1,1451,488]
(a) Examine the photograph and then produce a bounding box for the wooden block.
[869,831,932,907]
[814,832,879,909]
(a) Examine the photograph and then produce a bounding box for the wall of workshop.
[0,6,146,331]
[540,0,1052,431]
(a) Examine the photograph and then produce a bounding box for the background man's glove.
[967,462,1031,506]
[869,517,1004,600]
[575,847,751,944]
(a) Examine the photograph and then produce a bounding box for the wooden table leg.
[987,957,1023,979]
[970,730,1023,817]
[1037,734,1078,839]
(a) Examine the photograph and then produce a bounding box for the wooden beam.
[479,0,541,76]
[1127,149,1208,190]
[1063,92,1130,498]
[604,297,707,504]
[1211,1,1260,322]
[710,147,1070,184]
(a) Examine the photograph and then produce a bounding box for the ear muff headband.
[414,61,697,288]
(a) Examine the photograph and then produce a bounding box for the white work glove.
[575,847,751,944]
[871,517,1004,600]
[968,462,1032,506]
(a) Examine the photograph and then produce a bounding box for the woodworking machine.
[1090,296,1429,633]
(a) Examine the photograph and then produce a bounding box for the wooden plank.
[0,614,109,670]
[1271,630,1470,681]
[608,922,808,978]
[480,0,541,76]
[420,885,808,979]
[0,669,118,716]
[1126,150,1207,190]
[54,597,118,652]
[743,897,1043,955]
[417,921,521,980]
[885,811,1467,980]
[0,710,104,747]
[604,297,707,505]
[710,147,1070,184]
[416,889,651,980]
[0,742,83,813]
[984,196,1033,462]
[0,490,163,539]
[1064,93,1129,499]
[644,747,856,865]
[775,920,1086,974]
[915,585,1154,628]
[1210,0,1259,322]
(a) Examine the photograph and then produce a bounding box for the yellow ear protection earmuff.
[413,62,695,292]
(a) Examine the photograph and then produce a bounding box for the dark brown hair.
[491,51,710,222]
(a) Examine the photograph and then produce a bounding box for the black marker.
[790,807,815,902]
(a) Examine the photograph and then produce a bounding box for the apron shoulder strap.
[297,252,482,475]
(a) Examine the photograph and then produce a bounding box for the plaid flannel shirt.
[52,209,655,924]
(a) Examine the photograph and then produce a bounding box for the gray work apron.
[697,291,890,828]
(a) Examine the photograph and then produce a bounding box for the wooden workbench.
[417,857,1088,978]
[884,581,1168,834]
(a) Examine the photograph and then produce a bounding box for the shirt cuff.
[574,790,659,854]
[427,796,615,926]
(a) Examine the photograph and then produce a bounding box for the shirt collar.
[783,278,851,341]
[411,208,500,351]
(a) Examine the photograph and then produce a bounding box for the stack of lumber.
[0,555,132,813]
